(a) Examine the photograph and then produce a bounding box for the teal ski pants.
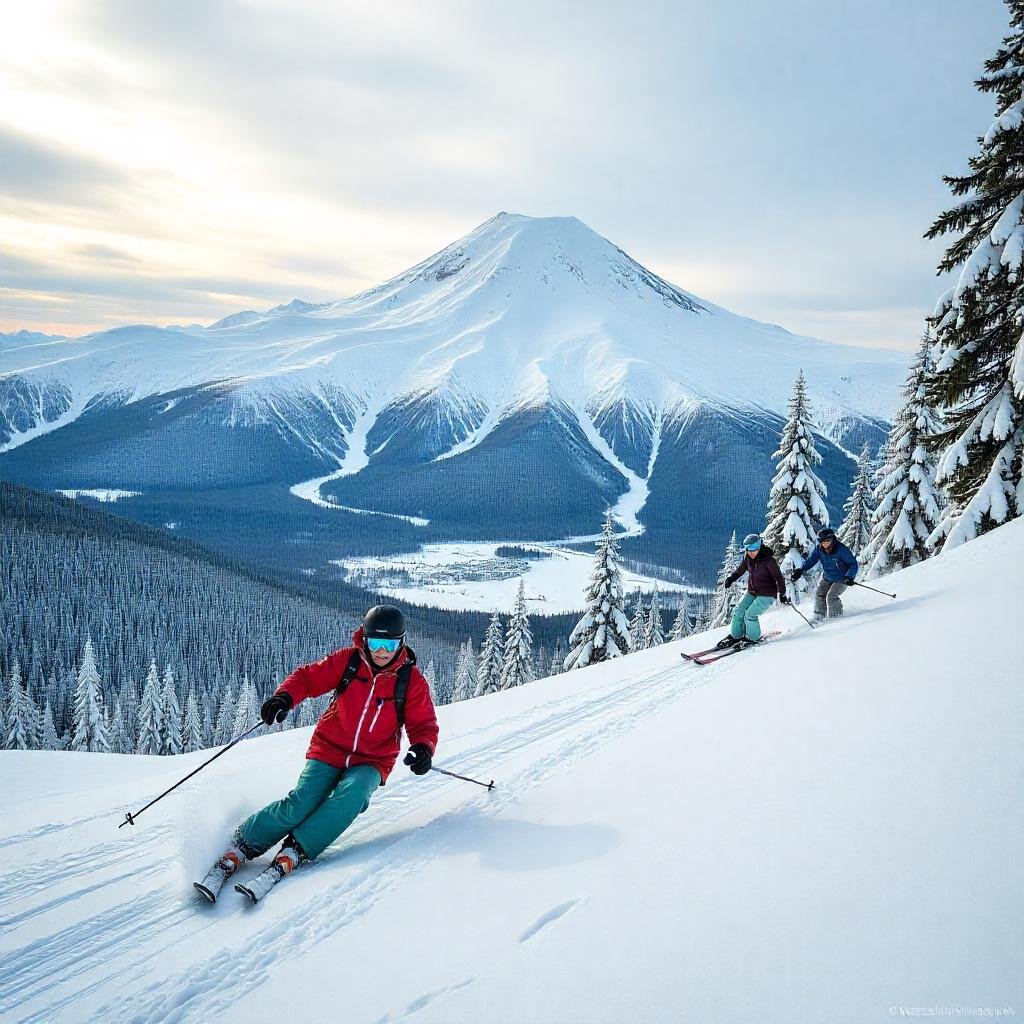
[236,759,381,861]
[729,593,775,641]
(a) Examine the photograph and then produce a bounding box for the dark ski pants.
[235,759,381,861]
[814,579,849,618]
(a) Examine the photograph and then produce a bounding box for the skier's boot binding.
[194,843,248,903]
[715,634,741,650]
[235,836,308,904]
[732,636,757,650]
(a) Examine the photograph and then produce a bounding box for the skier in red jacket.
[195,605,438,903]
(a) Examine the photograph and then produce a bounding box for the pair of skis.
[681,629,782,666]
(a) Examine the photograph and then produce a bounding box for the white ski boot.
[194,843,248,903]
[235,838,307,904]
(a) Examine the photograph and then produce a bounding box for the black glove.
[260,692,293,726]
[404,743,433,776]
[791,568,803,582]
[779,593,791,605]
[845,576,856,586]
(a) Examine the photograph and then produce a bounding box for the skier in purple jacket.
[715,533,790,650]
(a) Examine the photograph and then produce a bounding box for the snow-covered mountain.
[0,213,907,577]
[1,517,1019,1022]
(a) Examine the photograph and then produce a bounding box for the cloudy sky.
[0,0,1008,347]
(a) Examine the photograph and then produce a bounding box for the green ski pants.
[236,759,381,861]
[729,593,775,641]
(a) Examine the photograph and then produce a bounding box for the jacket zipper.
[346,656,380,768]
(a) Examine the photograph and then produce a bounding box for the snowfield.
[334,539,689,613]
[1,521,1021,1023]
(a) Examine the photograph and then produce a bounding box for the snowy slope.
[1,522,1020,1023]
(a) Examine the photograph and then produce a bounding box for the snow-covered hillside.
[0,213,905,580]
[1,521,1019,1023]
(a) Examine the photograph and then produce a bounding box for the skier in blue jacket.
[791,527,858,622]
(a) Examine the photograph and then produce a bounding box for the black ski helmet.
[817,527,837,543]
[362,604,406,641]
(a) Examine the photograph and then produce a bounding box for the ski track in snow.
[0,648,760,1024]
[517,898,583,943]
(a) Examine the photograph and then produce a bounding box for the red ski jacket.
[276,628,438,784]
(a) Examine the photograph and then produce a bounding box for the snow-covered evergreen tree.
[136,658,163,755]
[0,664,7,745]
[669,592,693,641]
[108,697,133,754]
[453,640,478,702]
[710,532,743,628]
[70,638,109,753]
[159,665,182,756]
[923,12,1024,549]
[549,638,564,676]
[183,686,204,752]
[424,658,439,704]
[233,676,259,738]
[214,683,237,743]
[200,702,214,748]
[474,612,505,696]
[764,372,829,589]
[40,699,63,751]
[839,442,877,556]
[298,694,321,728]
[564,510,632,670]
[500,580,534,689]
[863,336,942,575]
[4,662,32,750]
[644,585,665,647]
[628,591,647,652]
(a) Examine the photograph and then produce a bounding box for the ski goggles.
[366,637,402,653]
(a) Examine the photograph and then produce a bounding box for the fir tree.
[764,372,829,588]
[453,641,478,702]
[423,658,439,704]
[629,591,648,652]
[70,638,109,753]
[644,585,665,647]
[669,592,693,641]
[839,442,877,556]
[233,676,260,739]
[500,580,534,689]
[200,702,214,749]
[159,665,182,756]
[4,662,32,751]
[298,694,321,728]
[183,686,204,752]
[214,683,237,744]
[475,612,505,696]
[925,8,1024,549]
[136,658,163,755]
[549,638,564,676]
[41,699,62,751]
[0,664,7,743]
[863,336,942,574]
[107,697,132,754]
[564,510,632,670]
[710,532,743,628]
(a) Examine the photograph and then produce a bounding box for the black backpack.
[332,646,417,731]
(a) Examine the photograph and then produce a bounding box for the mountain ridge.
[0,213,906,582]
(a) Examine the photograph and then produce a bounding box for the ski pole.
[785,598,816,629]
[429,765,495,791]
[852,581,896,600]
[117,721,264,829]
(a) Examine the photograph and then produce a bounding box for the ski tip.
[487,781,495,791]
[193,881,217,904]
[233,882,258,904]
